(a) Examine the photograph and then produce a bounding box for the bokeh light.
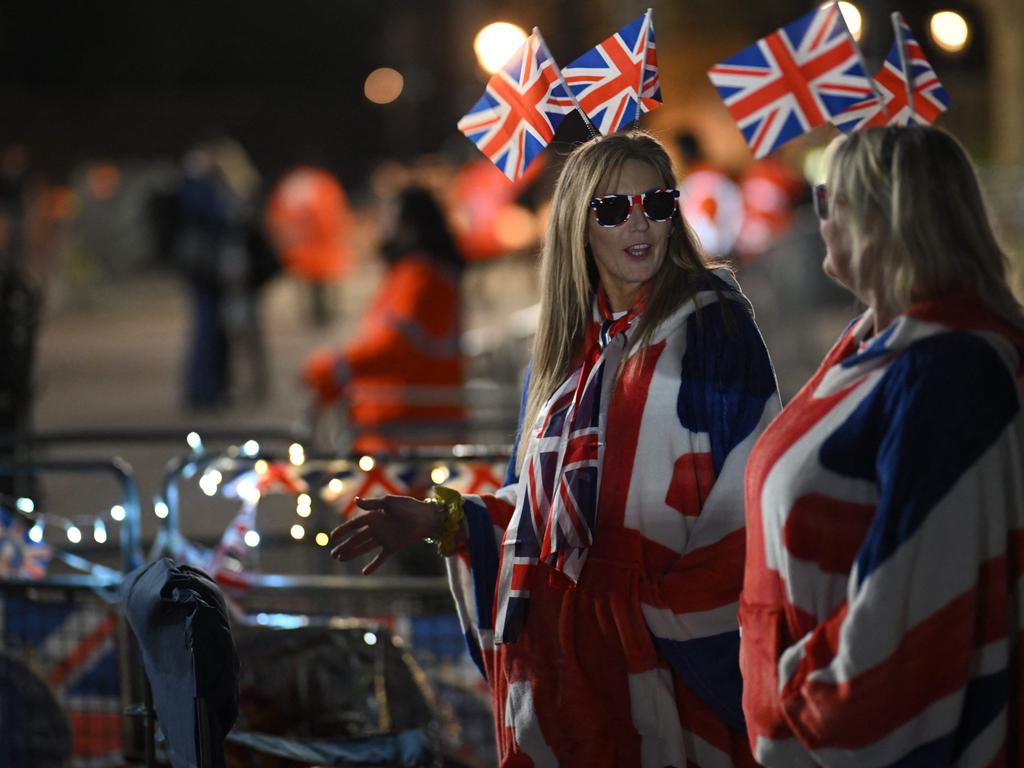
[473,22,528,74]
[929,11,970,53]
[364,67,404,104]
[837,2,863,41]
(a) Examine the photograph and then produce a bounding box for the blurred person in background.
[266,165,354,328]
[302,184,464,452]
[676,131,743,260]
[174,138,278,410]
[741,125,1024,765]
[328,132,781,767]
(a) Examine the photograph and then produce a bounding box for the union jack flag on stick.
[833,12,950,132]
[562,9,662,135]
[457,29,575,181]
[708,2,878,157]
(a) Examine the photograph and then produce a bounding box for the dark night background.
[0,0,998,188]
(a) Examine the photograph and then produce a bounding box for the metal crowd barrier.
[0,457,143,768]
[148,445,512,766]
[0,434,512,766]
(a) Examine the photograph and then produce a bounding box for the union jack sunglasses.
[589,188,680,228]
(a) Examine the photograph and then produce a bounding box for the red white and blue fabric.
[562,10,661,135]
[707,3,878,158]
[500,290,638,629]
[445,271,781,767]
[2,597,122,765]
[741,293,1024,766]
[833,12,950,132]
[0,507,51,579]
[457,31,573,181]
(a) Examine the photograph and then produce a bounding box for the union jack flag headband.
[707,3,950,158]
[457,9,663,181]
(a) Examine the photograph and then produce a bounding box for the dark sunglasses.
[813,183,830,220]
[589,188,680,228]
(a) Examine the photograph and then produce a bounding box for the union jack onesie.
[446,271,780,767]
[741,292,1024,766]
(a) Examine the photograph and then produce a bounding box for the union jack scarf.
[495,289,639,643]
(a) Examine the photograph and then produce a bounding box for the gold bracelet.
[427,485,464,557]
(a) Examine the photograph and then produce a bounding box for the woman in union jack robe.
[331,132,780,767]
[741,125,1024,766]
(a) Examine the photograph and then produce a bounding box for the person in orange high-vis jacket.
[267,165,354,327]
[303,186,464,451]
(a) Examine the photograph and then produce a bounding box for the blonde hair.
[826,125,1023,327]
[517,132,714,466]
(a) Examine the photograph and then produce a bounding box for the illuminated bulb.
[929,10,969,53]
[199,469,223,497]
[241,440,260,457]
[110,504,126,522]
[296,493,312,518]
[288,442,306,466]
[67,525,82,544]
[16,497,34,514]
[154,501,169,519]
[236,478,262,505]
[836,2,863,41]
[186,431,203,452]
[28,520,44,543]
[93,519,108,544]
[327,478,344,494]
[358,455,375,472]
[473,22,528,74]
[363,631,378,646]
[254,459,269,475]
[290,524,305,540]
[315,532,330,547]
[430,465,450,485]
[244,530,261,547]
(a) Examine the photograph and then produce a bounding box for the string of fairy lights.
[2,431,499,576]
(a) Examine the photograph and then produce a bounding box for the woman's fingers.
[333,537,382,561]
[329,510,379,542]
[354,496,387,511]
[362,550,390,575]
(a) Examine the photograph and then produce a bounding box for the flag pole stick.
[892,12,915,120]
[633,8,653,130]
[834,1,886,120]
[535,27,599,139]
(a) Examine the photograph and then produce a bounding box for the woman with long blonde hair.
[332,132,780,767]
[741,125,1024,766]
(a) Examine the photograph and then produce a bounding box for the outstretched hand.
[329,495,439,575]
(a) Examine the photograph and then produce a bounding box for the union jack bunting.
[0,507,51,579]
[708,2,878,157]
[443,461,505,496]
[833,13,950,132]
[457,30,573,181]
[562,9,662,135]
[2,597,122,765]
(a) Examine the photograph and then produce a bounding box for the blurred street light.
[474,22,528,74]
[837,2,863,41]
[365,67,405,104]
[929,11,970,53]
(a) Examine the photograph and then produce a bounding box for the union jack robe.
[741,292,1024,766]
[447,273,780,767]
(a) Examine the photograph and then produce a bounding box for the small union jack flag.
[833,13,950,132]
[563,9,662,135]
[708,2,878,157]
[0,507,51,579]
[457,30,573,181]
